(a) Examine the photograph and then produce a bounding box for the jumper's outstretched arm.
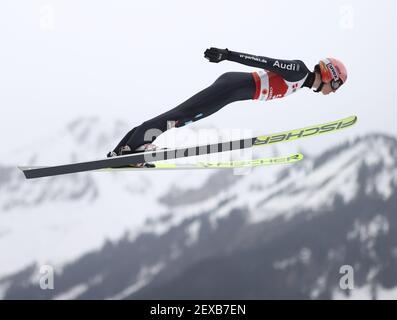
[204,47,312,82]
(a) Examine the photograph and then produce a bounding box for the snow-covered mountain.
[1,118,397,299]
[0,118,214,279]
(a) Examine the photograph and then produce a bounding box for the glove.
[204,47,230,63]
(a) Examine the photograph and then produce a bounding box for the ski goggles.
[330,78,343,91]
[315,79,343,92]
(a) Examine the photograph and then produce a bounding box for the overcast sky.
[0,0,396,159]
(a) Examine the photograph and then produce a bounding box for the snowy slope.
[0,118,215,277]
[143,134,397,236]
[1,117,396,299]
[126,133,397,300]
[0,117,282,279]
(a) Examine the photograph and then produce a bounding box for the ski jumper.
[112,50,315,154]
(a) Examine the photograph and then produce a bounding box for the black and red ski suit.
[111,49,315,155]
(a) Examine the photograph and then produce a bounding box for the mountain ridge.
[0,117,396,299]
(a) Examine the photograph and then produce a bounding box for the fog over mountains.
[1,118,396,299]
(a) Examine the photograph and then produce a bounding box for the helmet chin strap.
[314,81,324,93]
[313,65,324,93]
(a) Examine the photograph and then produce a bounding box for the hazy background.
[1,0,397,300]
[0,0,396,159]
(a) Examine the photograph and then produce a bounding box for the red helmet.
[318,58,347,91]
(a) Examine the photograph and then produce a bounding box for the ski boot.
[107,144,157,168]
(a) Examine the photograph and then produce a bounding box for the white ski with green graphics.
[19,115,357,179]
[97,153,304,171]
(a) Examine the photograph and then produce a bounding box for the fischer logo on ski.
[254,116,356,145]
[19,116,357,179]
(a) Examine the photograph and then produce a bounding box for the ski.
[19,115,357,179]
[96,153,304,171]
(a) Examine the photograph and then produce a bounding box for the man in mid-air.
[107,47,347,167]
